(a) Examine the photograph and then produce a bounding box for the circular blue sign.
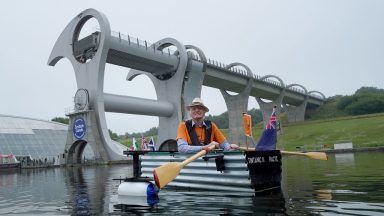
[73,117,86,140]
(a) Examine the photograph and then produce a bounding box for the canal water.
[0,151,383,215]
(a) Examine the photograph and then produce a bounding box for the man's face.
[189,106,206,120]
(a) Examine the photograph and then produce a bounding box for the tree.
[247,108,263,125]
[355,86,384,94]
[109,129,119,141]
[206,108,263,129]
[337,95,357,110]
[345,95,384,115]
[206,112,229,128]
[336,86,384,115]
[51,117,69,124]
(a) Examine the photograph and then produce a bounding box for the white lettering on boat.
[269,156,278,162]
[247,155,280,164]
[247,157,265,164]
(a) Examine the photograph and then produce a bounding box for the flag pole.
[245,135,248,149]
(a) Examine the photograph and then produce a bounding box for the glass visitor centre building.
[0,114,93,161]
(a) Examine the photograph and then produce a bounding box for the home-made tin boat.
[123,149,282,193]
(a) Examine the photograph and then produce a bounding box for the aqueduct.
[48,8,325,164]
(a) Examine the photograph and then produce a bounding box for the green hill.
[116,86,384,150]
[248,113,384,151]
[120,113,384,151]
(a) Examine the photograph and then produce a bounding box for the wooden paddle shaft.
[280,151,305,156]
[239,147,253,151]
[240,147,311,155]
[180,144,216,167]
[239,147,327,161]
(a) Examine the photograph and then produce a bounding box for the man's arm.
[219,140,239,151]
[219,140,231,150]
[177,139,204,153]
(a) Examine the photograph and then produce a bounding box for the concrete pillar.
[182,45,207,121]
[255,75,285,127]
[256,99,277,126]
[284,84,309,123]
[220,63,253,146]
[64,110,109,164]
[127,43,206,148]
[48,9,127,163]
[286,98,308,123]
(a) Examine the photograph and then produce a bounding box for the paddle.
[239,147,328,161]
[280,150,328,161]
[153,144,216,189]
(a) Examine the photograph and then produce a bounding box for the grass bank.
[120,113,384,151]
[248,113,384,151]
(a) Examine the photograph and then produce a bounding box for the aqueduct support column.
[256,98,278,125]
[255,75,285,127]
[285,97,308,122]
[220,63,253,146]
[64,110,110,165]
[284,84,309,123]
[127,44,206,148]
[48,9,126,163]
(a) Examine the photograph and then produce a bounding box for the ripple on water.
[308,200,384,216]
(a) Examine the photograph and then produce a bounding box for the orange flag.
[243,113,252,137]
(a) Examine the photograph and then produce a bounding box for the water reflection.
[150,189,286,215]
[250,190,287,214]
[1,152,384,215]
[110,195,160,214]
[308,200,384,215]
[0,168,68,215]
[334,153,355,165]
[65,166,110,215]
[66,167,92,215]
[109,186,287,215]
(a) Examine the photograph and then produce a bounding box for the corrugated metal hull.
[141,151,255,193]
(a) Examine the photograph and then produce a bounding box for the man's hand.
[202,142,219,153]
[210,141,220,149]
[229,144,239,150]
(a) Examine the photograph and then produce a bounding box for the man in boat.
[176,97,239,153]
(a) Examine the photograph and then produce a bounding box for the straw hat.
[186,98,209,112]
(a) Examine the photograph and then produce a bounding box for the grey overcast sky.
[1,0,383,134]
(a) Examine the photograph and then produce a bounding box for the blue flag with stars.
[256,107,278,151]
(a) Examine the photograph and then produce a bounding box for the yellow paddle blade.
[153,162,182,189]
[152,146,214,189]
[303,152,328,161]
[281,151,328,161]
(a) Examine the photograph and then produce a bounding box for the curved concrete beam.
[260,75,285,87]
[185,45,207,71]
[285,83,308,95]
[221,63,253,97]
[308,90,326,101]
[126,38,189,145]
[182,45,207,120]
[284,84,310,123]
[255,75,285,126]
[127,43,207,122]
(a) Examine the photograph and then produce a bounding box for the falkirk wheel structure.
[48,9,326,164]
